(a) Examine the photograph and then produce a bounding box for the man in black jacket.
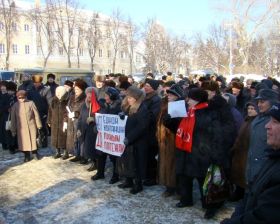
[221,103,280,224]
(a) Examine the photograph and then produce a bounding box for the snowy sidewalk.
[0,147,234,224]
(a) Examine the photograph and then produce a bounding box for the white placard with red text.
[95,113,127,157]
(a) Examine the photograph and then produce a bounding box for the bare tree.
[126,17,138,75]
[85,13,102,71]
[107,9,126,73]
[27,5,56,68]
[76,24,84,68]
[47,0,80,68]
[0,0,17,70]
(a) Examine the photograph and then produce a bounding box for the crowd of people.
[1,71,280,222]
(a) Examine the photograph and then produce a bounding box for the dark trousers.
[145,136,159,181]
[97,152,118,177]
[178,175,204,204]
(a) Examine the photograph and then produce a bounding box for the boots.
[91,173,105,181]
[87,161,97,172]
[70,156,81,162]
[118,178,134,189]
[23,152,32,162]
[109,173,119,184]
[53,148,61,159]
[62,150,69,160]
[32,150,42,160]
[80,157,88,165]
[130,179,143,194]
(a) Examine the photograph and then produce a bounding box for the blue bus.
[0,70,15,81]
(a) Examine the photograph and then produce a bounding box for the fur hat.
[47,73,55,79]
[127,86,145,100]
[94,75,106,82]
[201,81,219,92]
[16,90,27,98]
[231,81,244,90]
[268,103,280,122]
[188,88,208,103]
[104,80,116,88]
[145,79,159,90]
[64,80,73,88]
[6,81,17,92]
[74,79,87,91]
[105,87,120,101]
[166,84,184,98]
[32,74,43,83]
[119,81,131,90]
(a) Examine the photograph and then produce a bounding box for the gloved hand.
[87,117,94,124]
[123,137,129,146]
[63,122,68,132]
[118,112,125,120]
[68,112,75,119]
[77,130,81,138]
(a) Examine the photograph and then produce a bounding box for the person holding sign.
[91,87,122,184]
[117,86,149,194]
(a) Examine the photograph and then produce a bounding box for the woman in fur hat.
[47,86,68,159]
[157,83,184,197]
[117,86,149,194]
[10,90,43,162]
[63,79,86,159]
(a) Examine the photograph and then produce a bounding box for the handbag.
[203,164,230,204]
[5,113,11,131]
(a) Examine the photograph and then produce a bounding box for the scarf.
[175,102,208,153]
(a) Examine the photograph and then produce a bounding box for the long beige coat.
[10,100,42,151]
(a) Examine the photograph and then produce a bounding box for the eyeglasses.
[18,97,24,99]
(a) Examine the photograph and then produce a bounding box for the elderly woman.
[10,90,42,162]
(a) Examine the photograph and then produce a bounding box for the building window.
[122,70,125,74]
[79,48,83,56]
[24,24,29,32]
[107,50,111,58]
[59,47,63,55]
[11,22,17,31]
[12,44,18,54]
[25,45,30,54]
[99,49,102,57]
[0,44,5,54]
[0,22,4,30]
[108,69,111,74]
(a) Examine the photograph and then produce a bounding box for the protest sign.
[95,113,127,157]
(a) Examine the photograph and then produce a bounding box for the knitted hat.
[188,88,208,103]
[94,75,106,82]
[16,90,27,98]
[268,103,280,122]
[105,87,120,101]
[145,79,159,90]
[127,86,145,100]
[6,81,17,92]
[47,73,55,79]
[119,81,131,90]
[166,84,184,98]
[32,74,43,83]
[74,79,87,91]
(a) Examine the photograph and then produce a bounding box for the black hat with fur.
[74,79,87,91]
[188,88,208,103]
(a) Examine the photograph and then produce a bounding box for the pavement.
[0,146,235,224]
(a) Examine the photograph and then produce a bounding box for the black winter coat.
[223,149,280,224]
[119,104,149,179]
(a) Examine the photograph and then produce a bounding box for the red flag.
[91,89,100,113]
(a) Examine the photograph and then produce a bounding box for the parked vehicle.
[0,70,15,81]
[14,68,94,86]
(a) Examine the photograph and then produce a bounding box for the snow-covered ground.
[0,146,235,224]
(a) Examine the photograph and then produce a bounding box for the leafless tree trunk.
[85,13,102,71]
[47,0,80,68]
[126,17,138,75]
[0,0,17,70]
